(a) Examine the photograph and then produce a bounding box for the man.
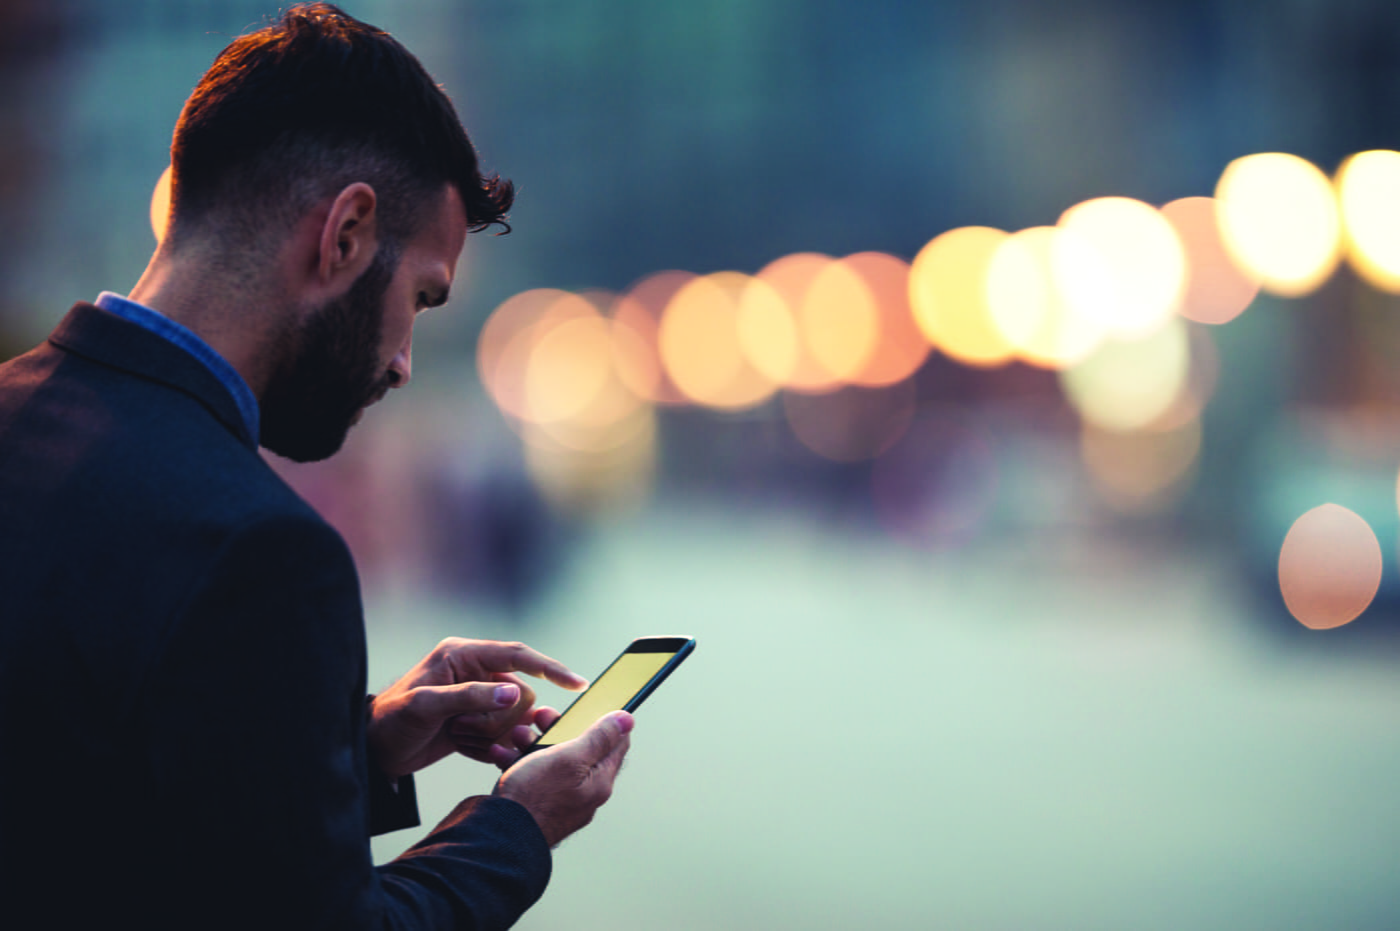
[0,5,631,929]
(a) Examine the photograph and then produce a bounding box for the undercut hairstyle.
[165,2,512,262]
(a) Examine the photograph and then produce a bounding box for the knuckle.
[433,637,466,657]
[592,781,614,806]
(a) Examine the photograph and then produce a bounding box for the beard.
[259,245,399,463]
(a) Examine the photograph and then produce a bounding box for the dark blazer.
[0,303,550,929]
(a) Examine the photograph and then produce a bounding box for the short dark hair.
[166,3,512,257]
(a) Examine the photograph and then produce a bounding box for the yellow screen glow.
[535,650,676,746]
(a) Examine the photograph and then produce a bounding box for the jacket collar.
[48,302,258,450]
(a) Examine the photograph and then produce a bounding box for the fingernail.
[611,711,634,735]
[494,684,519,706]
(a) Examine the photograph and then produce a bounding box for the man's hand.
[368,639,587,778]
[493,711,633,848]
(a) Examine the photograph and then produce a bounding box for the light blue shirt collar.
[95,292,260,444]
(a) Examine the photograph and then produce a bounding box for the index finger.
[455,641,588,690]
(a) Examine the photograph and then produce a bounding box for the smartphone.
[523,636,696,754]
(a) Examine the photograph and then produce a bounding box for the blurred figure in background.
[0,4,631,928]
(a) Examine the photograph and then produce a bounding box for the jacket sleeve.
[365,697,422,836]
[138,513,551,931]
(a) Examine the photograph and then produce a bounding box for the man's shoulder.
[0,313,337,562]
[0,302,256,448]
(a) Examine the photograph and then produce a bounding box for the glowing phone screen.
[534,650,676,747]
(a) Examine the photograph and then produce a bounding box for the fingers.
[452,707,560,771]
[528,705,561,733]
[420,680,536,756]
[487,742,520,770]
[497,720,548,768]
[439,639,587,691]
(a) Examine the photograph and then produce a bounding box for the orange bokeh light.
[658,272,780,410]
[151,164,172,243]
[478,289,588,419]
[612,271,699,405]
[1278,504,1382,630]
[1160,196,1260,325]
[802,259,881,384]
[842,251,930,387]
[754,253,844,394]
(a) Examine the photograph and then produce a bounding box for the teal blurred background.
[6,1,1400,927]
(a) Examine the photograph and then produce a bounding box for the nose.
[386,340,412,389]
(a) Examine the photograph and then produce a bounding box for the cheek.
[379,298,416,358]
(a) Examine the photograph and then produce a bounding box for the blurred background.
[7,0,1400,927]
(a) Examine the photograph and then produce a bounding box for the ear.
[315,182,378,291]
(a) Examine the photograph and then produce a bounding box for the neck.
[128,246,290,399]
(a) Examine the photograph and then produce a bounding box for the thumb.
[574,711,635,764]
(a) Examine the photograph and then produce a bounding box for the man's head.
[159,3,510,461]
[167,2,511,257]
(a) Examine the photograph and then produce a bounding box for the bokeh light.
[151,164,172,243]
[659,271,781,410]
[843,252,930,387]
[801,258,881,383]
[1059,316,1190,432]
[1214,153,1342,297]
[754,253,844,394]
[476,286,663,509]
[986,226,1106,369]
[612,271,697,405]
[478,288,652,440]
[471,146,1400,520]
[782,379,917,463]
[1277,504,1382,629]
[1336,149,1400,293]
[733,275,799,385]
[478,288,590,420]
[1056,196,1187,340]
[532,337,653,453]
[607,313,664,405]
[908,226,1016,368]
[524,313,615,425]
[1160,196,1261,325]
